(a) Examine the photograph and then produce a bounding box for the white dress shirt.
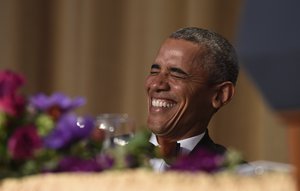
[149,132,205,172]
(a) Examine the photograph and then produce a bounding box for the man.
[145,27,239,171]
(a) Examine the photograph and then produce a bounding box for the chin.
[147,120,168,134]
[147,121,162,134]
[146,103,185,137]
[147,119,177,138]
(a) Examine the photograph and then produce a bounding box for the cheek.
[169,82,198,106]
[170,80,188,94]
[184,85,213,108]
[145,76,152,91]
[192,90,214,110]
[176,83,197,101]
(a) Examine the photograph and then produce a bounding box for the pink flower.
[0,70,25,97]
[8,125,42,160]
[0,94,25,116]
[0,70,26,116]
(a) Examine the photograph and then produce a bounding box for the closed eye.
[170,67,189,78]
[150,64,160,74]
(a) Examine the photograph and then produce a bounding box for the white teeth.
[151,99,175,108]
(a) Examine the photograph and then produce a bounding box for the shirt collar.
[149,134,159,146]
[149,132,206,155]
[178,133,205,154]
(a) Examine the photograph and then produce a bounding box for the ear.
[212,81,235,110]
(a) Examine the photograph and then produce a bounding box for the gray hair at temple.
[169,27,239,85]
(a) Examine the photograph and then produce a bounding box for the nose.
[149,73,170,92]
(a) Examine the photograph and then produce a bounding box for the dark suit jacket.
[190,129,227,155]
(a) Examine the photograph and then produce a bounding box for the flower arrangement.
[0,70,243,179]
[0,70,159,178]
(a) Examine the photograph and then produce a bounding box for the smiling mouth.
[151,98,176,108]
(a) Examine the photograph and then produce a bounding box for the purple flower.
[56,157,102,172]
[96,154,114,170]
[0,70,26,116]
[8,125,42,160]
[44,114,94,149]
[170,148,225,173]
[29,93,85,120]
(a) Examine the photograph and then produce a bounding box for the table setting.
[0,69,296,191]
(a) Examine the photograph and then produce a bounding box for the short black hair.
[169,27,239,85]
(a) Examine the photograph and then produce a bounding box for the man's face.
[145,38,216,141]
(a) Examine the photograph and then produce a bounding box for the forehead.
[155,38,205,71]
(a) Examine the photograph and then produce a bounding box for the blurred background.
[1,0,299,163]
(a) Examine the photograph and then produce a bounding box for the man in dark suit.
[145,27,239,171]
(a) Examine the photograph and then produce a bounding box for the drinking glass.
[95,113,135,149]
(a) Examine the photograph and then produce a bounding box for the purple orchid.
[8,125,42,160]
[170,148,225,173]
[43,114,94,149]
[29,93,85,119]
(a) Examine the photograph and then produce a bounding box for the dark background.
[237,0,300,110]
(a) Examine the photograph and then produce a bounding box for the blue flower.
[44,114,94,149]
[29,93,85,120]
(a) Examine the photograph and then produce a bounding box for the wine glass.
[95,113,135,149]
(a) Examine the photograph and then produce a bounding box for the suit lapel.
[190,129,227,155]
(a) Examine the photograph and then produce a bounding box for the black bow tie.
[175,142,181,154]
